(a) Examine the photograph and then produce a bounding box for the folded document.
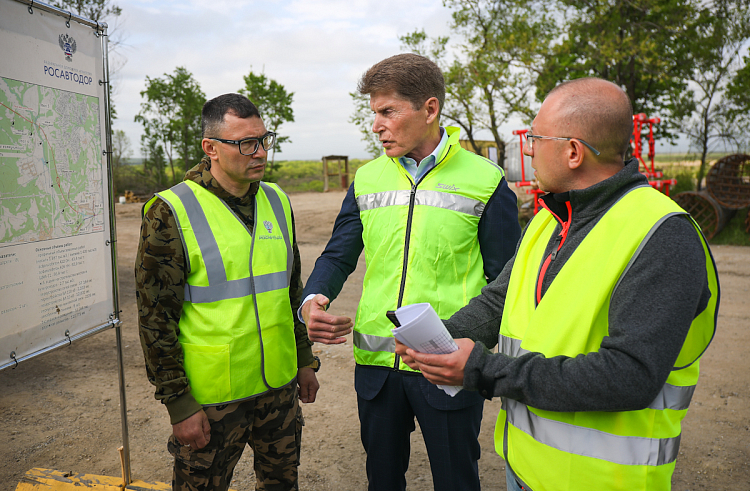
[391,303,463,397]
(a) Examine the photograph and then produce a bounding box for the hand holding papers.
[389,303,463,397]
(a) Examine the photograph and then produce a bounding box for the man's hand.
[408,338,475,386]
[172,409,211,449]
[297,367,320,403]
[302,294,353,344]
[395,339,419,370]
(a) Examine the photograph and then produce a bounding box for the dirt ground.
[1,190,749,490]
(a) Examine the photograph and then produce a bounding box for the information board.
[0,0,116,369]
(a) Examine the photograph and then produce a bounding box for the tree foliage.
[111,129,131,194]
[49,0,121,22]
[348,92,382,159]
[677,0,750,188]
[135,67,206,186]
[400,0,555,167]
[239,71,295,177]
[536,0,704,140]
[141,133,167,189]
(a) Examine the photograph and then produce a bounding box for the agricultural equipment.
[512,112,677,215]
[632,113,676,196]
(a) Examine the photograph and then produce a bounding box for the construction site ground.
[1,191,748,490]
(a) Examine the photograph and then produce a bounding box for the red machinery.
[511,129,545,214]
[512,113,676,215]
[632,113,676,196]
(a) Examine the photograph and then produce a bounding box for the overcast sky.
[110,0,458,161]
[110,0,690,162]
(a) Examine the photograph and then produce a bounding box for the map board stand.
[1,0,131,485]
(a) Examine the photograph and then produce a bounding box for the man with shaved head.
[405,77,720,490]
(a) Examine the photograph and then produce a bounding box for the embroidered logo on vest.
[436,183,460,191]
[259,220,283,240]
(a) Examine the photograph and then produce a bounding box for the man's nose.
[522,139,533,158]
[255,143,268,159]
[372,115,383,134]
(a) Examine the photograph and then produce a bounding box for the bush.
[306,180,324,192]
[113,165,167,199]
[274,159,371,193]
[661,165,698,195]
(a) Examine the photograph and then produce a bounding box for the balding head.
[546,78,632,164]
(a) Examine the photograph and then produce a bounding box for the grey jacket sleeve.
[459,215,713,412]
[442,220,528,347]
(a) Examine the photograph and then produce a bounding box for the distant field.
[273,159,369,193]
[653,152,734,164]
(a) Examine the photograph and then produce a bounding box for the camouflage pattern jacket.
[135,157,314,424]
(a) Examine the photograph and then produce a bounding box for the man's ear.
[424,97,440,125]
[567,139,586,170]
[202,138,218,160]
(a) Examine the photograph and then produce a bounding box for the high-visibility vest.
[144,180,297,405]
[353,126,506,371]
[496,185,719,490]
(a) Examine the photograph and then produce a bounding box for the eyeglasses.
[524,132,600,156]
[210,132,277,156]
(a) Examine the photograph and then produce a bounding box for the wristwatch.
[303,355,321,372]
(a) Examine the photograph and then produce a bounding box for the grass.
[710,208,750,246]
[660,165,699,195]
[653,152,732,164]
[270,159,370,193]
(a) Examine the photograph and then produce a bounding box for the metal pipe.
[12,0,108,30]
[0,320,118,371]
[99,21,132,486]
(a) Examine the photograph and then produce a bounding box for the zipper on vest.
[535,200,572,305]
[393,146,452,370]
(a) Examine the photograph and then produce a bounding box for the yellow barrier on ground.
[16,468,170,491]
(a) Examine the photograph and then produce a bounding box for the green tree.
[238,71,295,178]
[349,92,382,159]
[135,67,206,185]
[401,0,556,167]
[535,0,704,139]
[141,131,167,188]
[678,0,750,189]
[49,0,121,22]
[111,128,131,194]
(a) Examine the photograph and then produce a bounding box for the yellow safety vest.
[145,180,298,405]
[496,185,719,490]
[353,126,505,371]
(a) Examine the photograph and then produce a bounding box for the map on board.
[0,76,104,247]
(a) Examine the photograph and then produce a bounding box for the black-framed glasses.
[210,132,277,156]
[524,132,600,156]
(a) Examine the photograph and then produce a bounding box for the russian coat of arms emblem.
[59,34,76,61]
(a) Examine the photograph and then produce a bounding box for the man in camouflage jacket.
[135,93,318,491]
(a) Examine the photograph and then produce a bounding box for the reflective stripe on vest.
[353,331,396,353]
[504,398,681,466]
[495,185,719,490]
[357,189,486,217]
[351,126,505,371]
[500,334,696,413]
[168,182,292,303]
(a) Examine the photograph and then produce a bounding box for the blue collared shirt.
[397,127,448,183]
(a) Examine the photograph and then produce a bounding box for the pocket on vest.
[182,343,231,403]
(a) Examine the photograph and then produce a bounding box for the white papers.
[391,303,463,397]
